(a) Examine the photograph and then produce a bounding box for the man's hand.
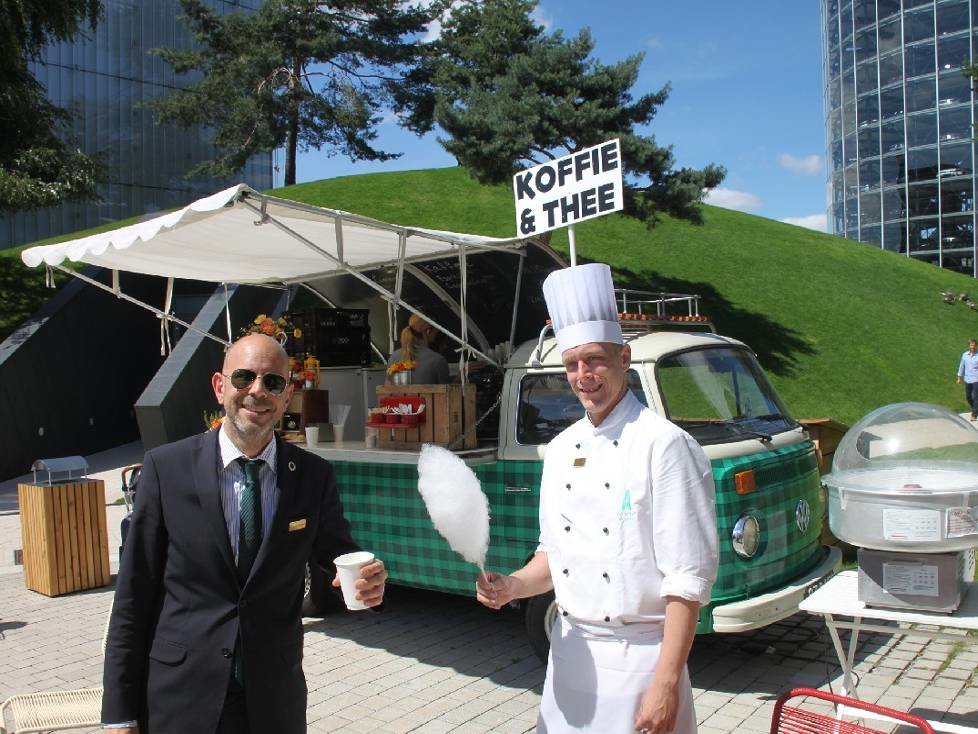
[633,679,679,734]
[332,559,387,607]
[475,572,522,610]
[957,376,963,384]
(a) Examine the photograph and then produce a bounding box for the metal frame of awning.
[36,187,562,369]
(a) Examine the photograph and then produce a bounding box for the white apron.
[537,617,696,734]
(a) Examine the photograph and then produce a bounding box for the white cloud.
[531,4,554,30]
[703,187,763,212]
[779,153,823,176]
[781,213,828,232]
[646,37,662,49]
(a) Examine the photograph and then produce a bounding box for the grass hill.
[6,166,978,424]
[280,167,978,425]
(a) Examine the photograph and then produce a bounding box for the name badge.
[288,518,307,532]
[573,457,586,467]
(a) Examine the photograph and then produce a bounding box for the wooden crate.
[376,384,476,450]
[17,480,111,597]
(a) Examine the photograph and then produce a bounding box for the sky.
[295,1,828,232]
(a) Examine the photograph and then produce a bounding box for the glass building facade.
[823,0,978,275]
[0,0,274,249]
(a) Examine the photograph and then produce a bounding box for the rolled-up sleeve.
[651,431,719,605]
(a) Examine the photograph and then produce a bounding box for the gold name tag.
[288,519,307,532]
[573,457,586,467]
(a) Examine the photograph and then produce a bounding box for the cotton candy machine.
[822,402,978,612]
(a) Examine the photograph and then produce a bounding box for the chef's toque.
[542,263,623,353]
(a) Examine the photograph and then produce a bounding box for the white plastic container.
[823,402,978,552]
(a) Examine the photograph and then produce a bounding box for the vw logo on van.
[795,499,811,534]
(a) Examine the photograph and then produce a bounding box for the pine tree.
[148,0,438,186]
[0,1,104,212]
[415,0,725,226]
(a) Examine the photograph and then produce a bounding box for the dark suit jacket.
[102,430,359,733]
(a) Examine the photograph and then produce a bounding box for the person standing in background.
[957,338,978,420]
[386,313,450,384]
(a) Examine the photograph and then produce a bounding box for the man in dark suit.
[102,334,386,733]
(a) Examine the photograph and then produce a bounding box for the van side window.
[516,370,646,445]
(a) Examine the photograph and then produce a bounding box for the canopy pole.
[48,264,229,346]
[224,283,233,344]
[568,224,577,267]
[112,269,120,295]
[160,276,174,356]
[458,242,468,385]
[392,231,407,355]
[508,252,525,361]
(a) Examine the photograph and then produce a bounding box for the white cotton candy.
[417,444,490,570]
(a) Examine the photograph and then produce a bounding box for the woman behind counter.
[387,314,450,384]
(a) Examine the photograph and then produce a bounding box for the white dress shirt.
[538,390,719,625]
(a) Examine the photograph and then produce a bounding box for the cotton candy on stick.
[417,444,490,576]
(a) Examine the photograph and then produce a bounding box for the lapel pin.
[288,461,296,471]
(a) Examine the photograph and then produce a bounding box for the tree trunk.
[285,57,301,186]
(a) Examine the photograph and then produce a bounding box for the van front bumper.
[710,545,843,633]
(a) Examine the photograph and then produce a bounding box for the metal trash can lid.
[31,456,89,484]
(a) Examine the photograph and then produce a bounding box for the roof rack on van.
[530,290,714,366]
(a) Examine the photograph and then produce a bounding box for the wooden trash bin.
[376,384,477,450]
[17,479,111,596]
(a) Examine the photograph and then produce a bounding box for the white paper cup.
[304,425,319,447]
[332,423,344,444]
[334,551,375,610]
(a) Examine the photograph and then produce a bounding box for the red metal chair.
[770,688,935,734]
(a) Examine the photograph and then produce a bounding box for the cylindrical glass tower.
[823,0,977,276]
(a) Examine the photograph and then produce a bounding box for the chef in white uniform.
[477,262,719,733]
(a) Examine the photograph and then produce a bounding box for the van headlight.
[732,514,760,559]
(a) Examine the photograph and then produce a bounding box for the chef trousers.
[538,616,696,733]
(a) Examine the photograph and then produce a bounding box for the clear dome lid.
[825,402,978,496]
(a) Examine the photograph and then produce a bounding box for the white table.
[800,570,978,734]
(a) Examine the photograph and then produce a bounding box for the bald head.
[223,333,289,373]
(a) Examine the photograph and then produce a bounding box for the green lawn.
[7,166,978,424]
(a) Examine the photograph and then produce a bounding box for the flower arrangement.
[203,409,225,431]
[240,313,300,345]
[386,359,416,377]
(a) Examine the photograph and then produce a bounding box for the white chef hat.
[542,263,622,353]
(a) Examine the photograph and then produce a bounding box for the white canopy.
[21,183,528,284]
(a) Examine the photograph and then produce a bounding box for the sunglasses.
[222,369,289,395]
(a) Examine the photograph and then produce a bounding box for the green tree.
[0,0,104,212]
[148,0,437,186]
[410,0,725,226]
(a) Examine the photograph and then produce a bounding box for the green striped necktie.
[233,457,263,689]
[236,458,263,582]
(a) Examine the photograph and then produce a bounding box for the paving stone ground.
[0,465,976,732]
[1,556,975,733]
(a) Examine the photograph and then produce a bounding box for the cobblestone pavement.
[1,559,975,733]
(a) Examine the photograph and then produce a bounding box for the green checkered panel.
[333,460,542,596]
[707,442,825,605]
[332,443,824,629]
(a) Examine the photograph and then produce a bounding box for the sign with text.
[513,139,624,237]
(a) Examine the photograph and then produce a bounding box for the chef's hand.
[332,559,387,607]
[475,571,519,610]
[633,679,679,734]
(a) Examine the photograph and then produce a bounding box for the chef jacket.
[538,390,719,625]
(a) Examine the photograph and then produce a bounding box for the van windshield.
[516,370,646,445]
[657,347,796,445]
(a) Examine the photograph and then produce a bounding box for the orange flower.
[259,318,277,336]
